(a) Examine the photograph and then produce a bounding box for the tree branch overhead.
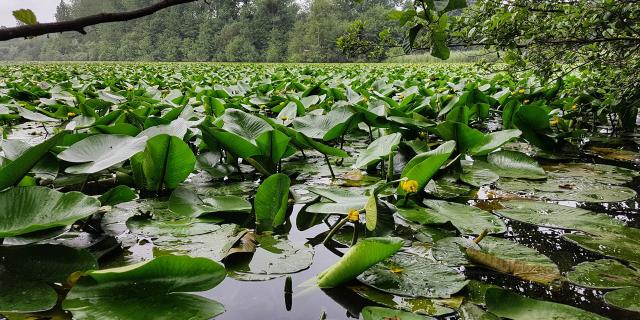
[0,0,198,41]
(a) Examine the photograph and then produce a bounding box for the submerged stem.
[324,154,335,179]
[322,217,348,245]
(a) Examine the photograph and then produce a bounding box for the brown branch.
[0,0,198,41]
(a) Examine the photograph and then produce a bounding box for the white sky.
[1,0,60,27]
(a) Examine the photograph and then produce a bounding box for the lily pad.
[58,134,147,174]
[485,288,607,320]
[0,186,101,237]
[603,286,640,312]
[432,237,479,267]
[497,177,637,203]
[545,162,639,185]
[358,253,468,298]
[485,150,546,180]
[63,255,226,320]
[467,236,560,285]
[354,133,402,168]
[567,259,639,289]
[361,306,435,320]
[350,285,454,316]
[398,200,506,235]
[168,187,251,217]
[227,234,314,280]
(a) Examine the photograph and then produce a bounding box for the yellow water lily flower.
[400,179,418,193]
[571,104,578,111]
[518,88,525,94]
[281,115,289,121]
[259,104,267,110]
[550,118,559,126]
[347,208,360,222]
[67,112,76,117]
[523,99,529,104]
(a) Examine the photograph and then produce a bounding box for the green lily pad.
[567,259,638,289]
[431,237,479,267]
[168,187,251,217]
[350,285,454,316]
[485,288,607,320]
[398,200,506,235]
[545,162,639,185]
[227,234,314,280]
[604,286,640,312]
[361,306,435,320]
[424,177,472,199]
[484,150,546,180]
[467,236,560,285]
[0,186,101,237]
[354,133,402,168]
[496,177,637,203]
[0,244,98,313]
[307,186,369,204]
[358,253,468,298]
[564,233,640,265]
[63,255,226,320]
[58,134,147,174]
[460,160,499,187]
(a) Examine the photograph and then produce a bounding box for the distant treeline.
[0,0,404,62]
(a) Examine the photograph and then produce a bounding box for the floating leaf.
[358,253,468,298]
[168,187,251,217]
[350,285,454,316]
[63,255,226,320]
[98,185,137,206]
[485,288,607,320]
[485,150,546,179]
[398,200,506,235]
[0,187,100,237]
[466,237,560,285]
[361,306,435,320]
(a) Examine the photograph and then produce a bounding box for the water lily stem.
[324,154,335,179]
[322,217,348,245]
[473,229,488,244]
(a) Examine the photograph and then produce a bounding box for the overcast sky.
[1,0,60,27]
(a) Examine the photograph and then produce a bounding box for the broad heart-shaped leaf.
[226,234,314,280]
[361,306,435,320]
[0,131,66,191]
[200,125,262,159]
[0,244,97,313]
[358,253,468,298]
[137,118,188,139]
[255,129,291,163]
[0,274,57,313]
[221,108,272,140]
[485,288,607,320]
[567,259,639,289]
[168,187,251,217]
[0,244,98,283]
[485,150,546,179]
[496,176,637,203]
[545,162,639,185]
[307,186,369,204]
[254,173,290,231]
[63,255,226,320]
[354,133,402,168]
[292,105,356,140]
[317,237,404,288]
[460,160,499,187]
[98,185,137,206]
[58,134,147,174]
[468,129,522,156]
[513,104,558,151]
[398,200,506,235]
[495,201,640,263]
[142,134,196,192]
[466,236,560,285]
[436,121,483,155]
[0,187,100,237]
[350,285,454,316]
[398,140,455,195]
[604,286,640,312]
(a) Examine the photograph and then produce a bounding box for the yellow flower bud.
[281,115,288,121]
[347,208,360,222]
[398,94,405,100]
[571,104,577,111]
[518,88,525,94]
[67,112,76,117]
[259,104,267,110]
[523,100,529,104]
[400,179,418,193]
[550,118,559,126]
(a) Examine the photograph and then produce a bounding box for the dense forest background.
[0,0,408,62]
